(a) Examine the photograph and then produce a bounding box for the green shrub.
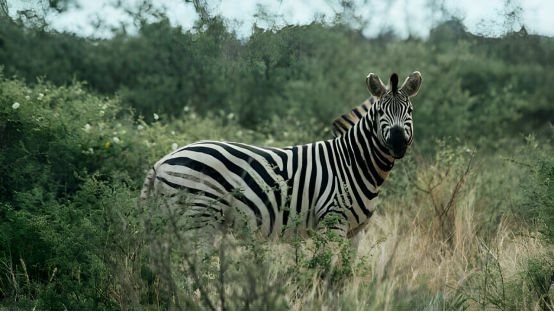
[1,14,552,154]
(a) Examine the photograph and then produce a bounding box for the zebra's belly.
[153,165,376,242]
[344,194,378,236]
[153,174,318,241]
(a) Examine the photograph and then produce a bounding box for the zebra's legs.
[180,225,222,256]
[313,213,349,268]
[177,204,228,256]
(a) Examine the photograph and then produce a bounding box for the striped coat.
[141,71,422,251]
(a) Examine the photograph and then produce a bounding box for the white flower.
[183,106,190,112]
[113,131,118,135]
[137,125,144,131]
[83,148,94,155]
[227,113,234,119]
[466,149,471,152]
[102,104,107,110]
[25,96,30,100]
[99,110,104,116]
[171,131,176,135]
[12,102,20,109]
[36,117,43,122]
[113,137,120,143]
[154,113,159,120]
[190,113,196,119]
[26,90,31,93]
[116,123,122,127]
[172,143,178,151]
[37,93,44,101]
[83,124,92,132]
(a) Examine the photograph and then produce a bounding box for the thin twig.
[442,147,475,217]
[500,156,533,168]
[49,268,57,283]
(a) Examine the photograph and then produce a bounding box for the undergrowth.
[2,69,554,310]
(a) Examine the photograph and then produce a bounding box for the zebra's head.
[366,71,422,159]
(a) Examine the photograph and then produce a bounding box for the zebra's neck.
[333,103,395,190]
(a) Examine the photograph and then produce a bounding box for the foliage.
[0,9,552,155]
[1,1,554,310]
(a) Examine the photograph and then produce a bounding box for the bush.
[1,15,552,155]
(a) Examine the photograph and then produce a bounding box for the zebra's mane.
[331,97,375,137]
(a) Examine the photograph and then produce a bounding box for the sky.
[9,0,554,39]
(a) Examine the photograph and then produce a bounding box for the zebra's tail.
[141,167,156,207]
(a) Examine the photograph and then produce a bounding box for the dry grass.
[255,149,552,310]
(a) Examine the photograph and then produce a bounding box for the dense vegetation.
[1,1,554,310]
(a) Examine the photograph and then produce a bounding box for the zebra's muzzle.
[389,125,408,159]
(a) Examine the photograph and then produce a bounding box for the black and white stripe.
[141,71,422,250]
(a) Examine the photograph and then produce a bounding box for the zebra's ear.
[400,71,422,97]
[366,73,387,98]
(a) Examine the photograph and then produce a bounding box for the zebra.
[141,71,422,253]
